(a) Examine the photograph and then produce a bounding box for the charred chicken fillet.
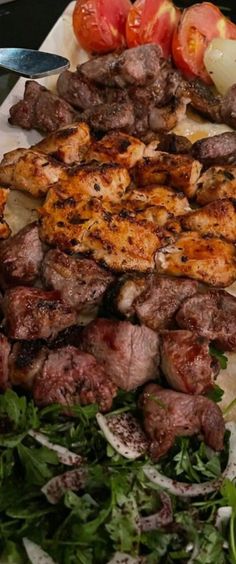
[181,198,236,242]
[176,290,236,351]
[156,231,236,287]
[111,274,198,331]
[196,166,236,205]
[140,383,225,460]
[126,185,191,217]
[160,330,220,395]
[0,187,11,240]
[85,131,145,169]
[81,318,160,391]
[34,122,91,165]
[135,151,202,198]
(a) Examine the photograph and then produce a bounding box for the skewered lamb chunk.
[0,334,11,390]
[0,222,43,287]
[191,132,236,167]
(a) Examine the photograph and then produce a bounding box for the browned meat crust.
[0,222,43,287]
[160,330,220,394]
[140,383,225,459]
[191,132,236,167]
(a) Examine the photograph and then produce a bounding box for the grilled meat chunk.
[148,97,188,133]
[0,149,65,197]
[57,70,104,109]
[176,290,236,352]
[34,122,91,165]
[191,132,236,167]
[156,231,236,287]
[9,80,78,134]
[180,79,222,123]
[81,318,160,390]
[3,287,77,341]
[126,185,190,216]
[33,346,117,412]
[85,132,145,169]
[135,151,202,198]
[0,222,43,287]
[0,334,11,390]
[9,341,46,389]
[82,100,135,132]
[221,84,236,129]
[39,192,170,272]
[79,44,163,87]
[144,133,192,156]
[42,249,114,314]
[181,199,236,242]
[113,275,198,330]
[140,383,225,459]
[196,166,236,205]
[160,330,219,394]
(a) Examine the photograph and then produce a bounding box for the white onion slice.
[215,506,232,532]
[107,553,141,564]
[204,38,236,95]
[41,468,87,504]
[96,412,148,460]
[28,430,83,466]
[144,422,236,497]
[23,538,56,564]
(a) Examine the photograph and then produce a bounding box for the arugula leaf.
[209,346,228,370]
[206,385,224,404]
[17,444,58,486]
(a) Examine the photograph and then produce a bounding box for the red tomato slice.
[126,0,180,58]
[73,0,131,54]
[172,2,236,83]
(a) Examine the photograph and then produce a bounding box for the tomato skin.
[126,0,180,58]
[73,0,131,54]
[172,2,236,83]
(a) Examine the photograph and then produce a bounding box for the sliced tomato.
[126,0,180,58]
[172,2,236,83]
[73,0,131,54]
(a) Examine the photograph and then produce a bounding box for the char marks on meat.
[3,287,77,341]
[179,79,222,123]
[42,249,114,314]
[191,132,236,167]
[176,290,236,352]
[0,222,43,287]
[160,330,219,395]
[33,346,117,412]
[9,81,78,134]
[81,318,160,390]
[113,275,198,331]
[81,100,135,133]
[57,70,104,110]
[221,84,236,129]
[140,383,225,459]
[9,341,46,389]
[196,166,236,205]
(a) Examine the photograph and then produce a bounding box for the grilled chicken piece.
[0,188,11,240]
[57,162,131,203]
[176,290,236,352]
[191,132,236,167]
[0,149,65,197]
[39,191,171,272]
[3,287,77,341]
[140,383,225,459]
[126,185,191,216]
[9,80,78,134]
[160,330,220,395]
[156,231,236,287]
[81,318,160,390]
[144,133,192,156]
[33,347,117,412]
[0,222,43,287]
[181,199,236,242]
[34,122,91,165]
[196,166,236,205]
[0,334,11,390]
[9,341,46,389]
[42,249,114,314]
[135,151,202,198]
[148,97,188,133]
[85,131,145,169]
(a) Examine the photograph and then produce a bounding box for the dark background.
[0,0,235,102]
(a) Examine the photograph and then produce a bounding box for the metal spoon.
[0,48,70,78]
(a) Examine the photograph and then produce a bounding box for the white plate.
[0,1,89,160]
